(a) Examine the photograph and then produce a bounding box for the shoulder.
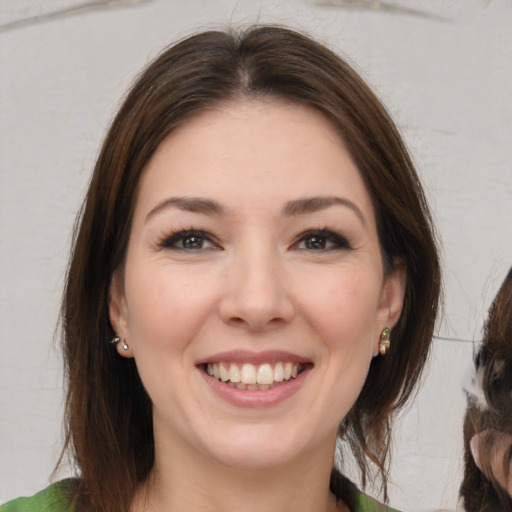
[355,491,401,512]
[0,479,76,512]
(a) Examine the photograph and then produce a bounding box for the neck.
[133,434,347,512]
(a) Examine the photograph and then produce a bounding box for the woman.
[1,25,441,512]
[460,267,512,511]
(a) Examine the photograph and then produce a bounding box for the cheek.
[299,270,381,344]
[123,263,218,352]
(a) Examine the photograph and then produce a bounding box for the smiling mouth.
[204,362,309,391]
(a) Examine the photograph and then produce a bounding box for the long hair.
[460,267,512,512]
[60,25,441,512]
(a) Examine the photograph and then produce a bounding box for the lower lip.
[200,367,311,408]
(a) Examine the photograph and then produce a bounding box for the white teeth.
[207,361,303,387]
[257,363,274,385]
[219,363,230,382]
[274,362,284,382]
[228,363,241,383]
[241,363,257,385]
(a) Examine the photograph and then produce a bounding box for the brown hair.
[60,25,441,511]
[460,267,512,512]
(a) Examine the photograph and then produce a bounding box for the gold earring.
[379,327,391,356]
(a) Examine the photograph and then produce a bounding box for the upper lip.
[195,350,312,366]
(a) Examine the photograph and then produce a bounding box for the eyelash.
[158,228,351,252]
[292,229,351,251]
[159,229,218,251]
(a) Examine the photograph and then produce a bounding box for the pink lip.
[195,350,310,366]
[202,371,310,408]
[197,352,313,408]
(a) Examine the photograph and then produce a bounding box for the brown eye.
[182,235,204,249]
[161,230,217,251]
[295,230,351,251]
[304,236,327,250]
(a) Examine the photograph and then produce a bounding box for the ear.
[471,430,512,494]
[469,433,483,470]
[108,272,133,358]
[373,259,406,356]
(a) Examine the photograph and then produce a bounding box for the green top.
[1,480,399,511]
[0,480,76,512]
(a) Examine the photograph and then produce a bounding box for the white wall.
[0,1,511,510]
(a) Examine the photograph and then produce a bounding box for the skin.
[109,100,406,512]
[471,430,512,496]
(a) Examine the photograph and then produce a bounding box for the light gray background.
[1,1,511,510]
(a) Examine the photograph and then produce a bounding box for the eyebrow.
[145,196,225,222]
[145,195,365,225]
[282,196,366,225]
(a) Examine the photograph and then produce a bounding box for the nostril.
[229,317,246,326]
[226,315,288,332]
[218,278,295,330]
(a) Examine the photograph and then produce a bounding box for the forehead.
[135,99,375,219]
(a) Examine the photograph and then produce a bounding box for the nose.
[218,246,295,332]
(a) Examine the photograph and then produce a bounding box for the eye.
[160,230,218,251]
[293,230,351,251]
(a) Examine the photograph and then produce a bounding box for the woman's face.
[110,100,405,471]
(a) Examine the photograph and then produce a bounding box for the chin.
[214,445,297,471]
[203,424,322,471]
